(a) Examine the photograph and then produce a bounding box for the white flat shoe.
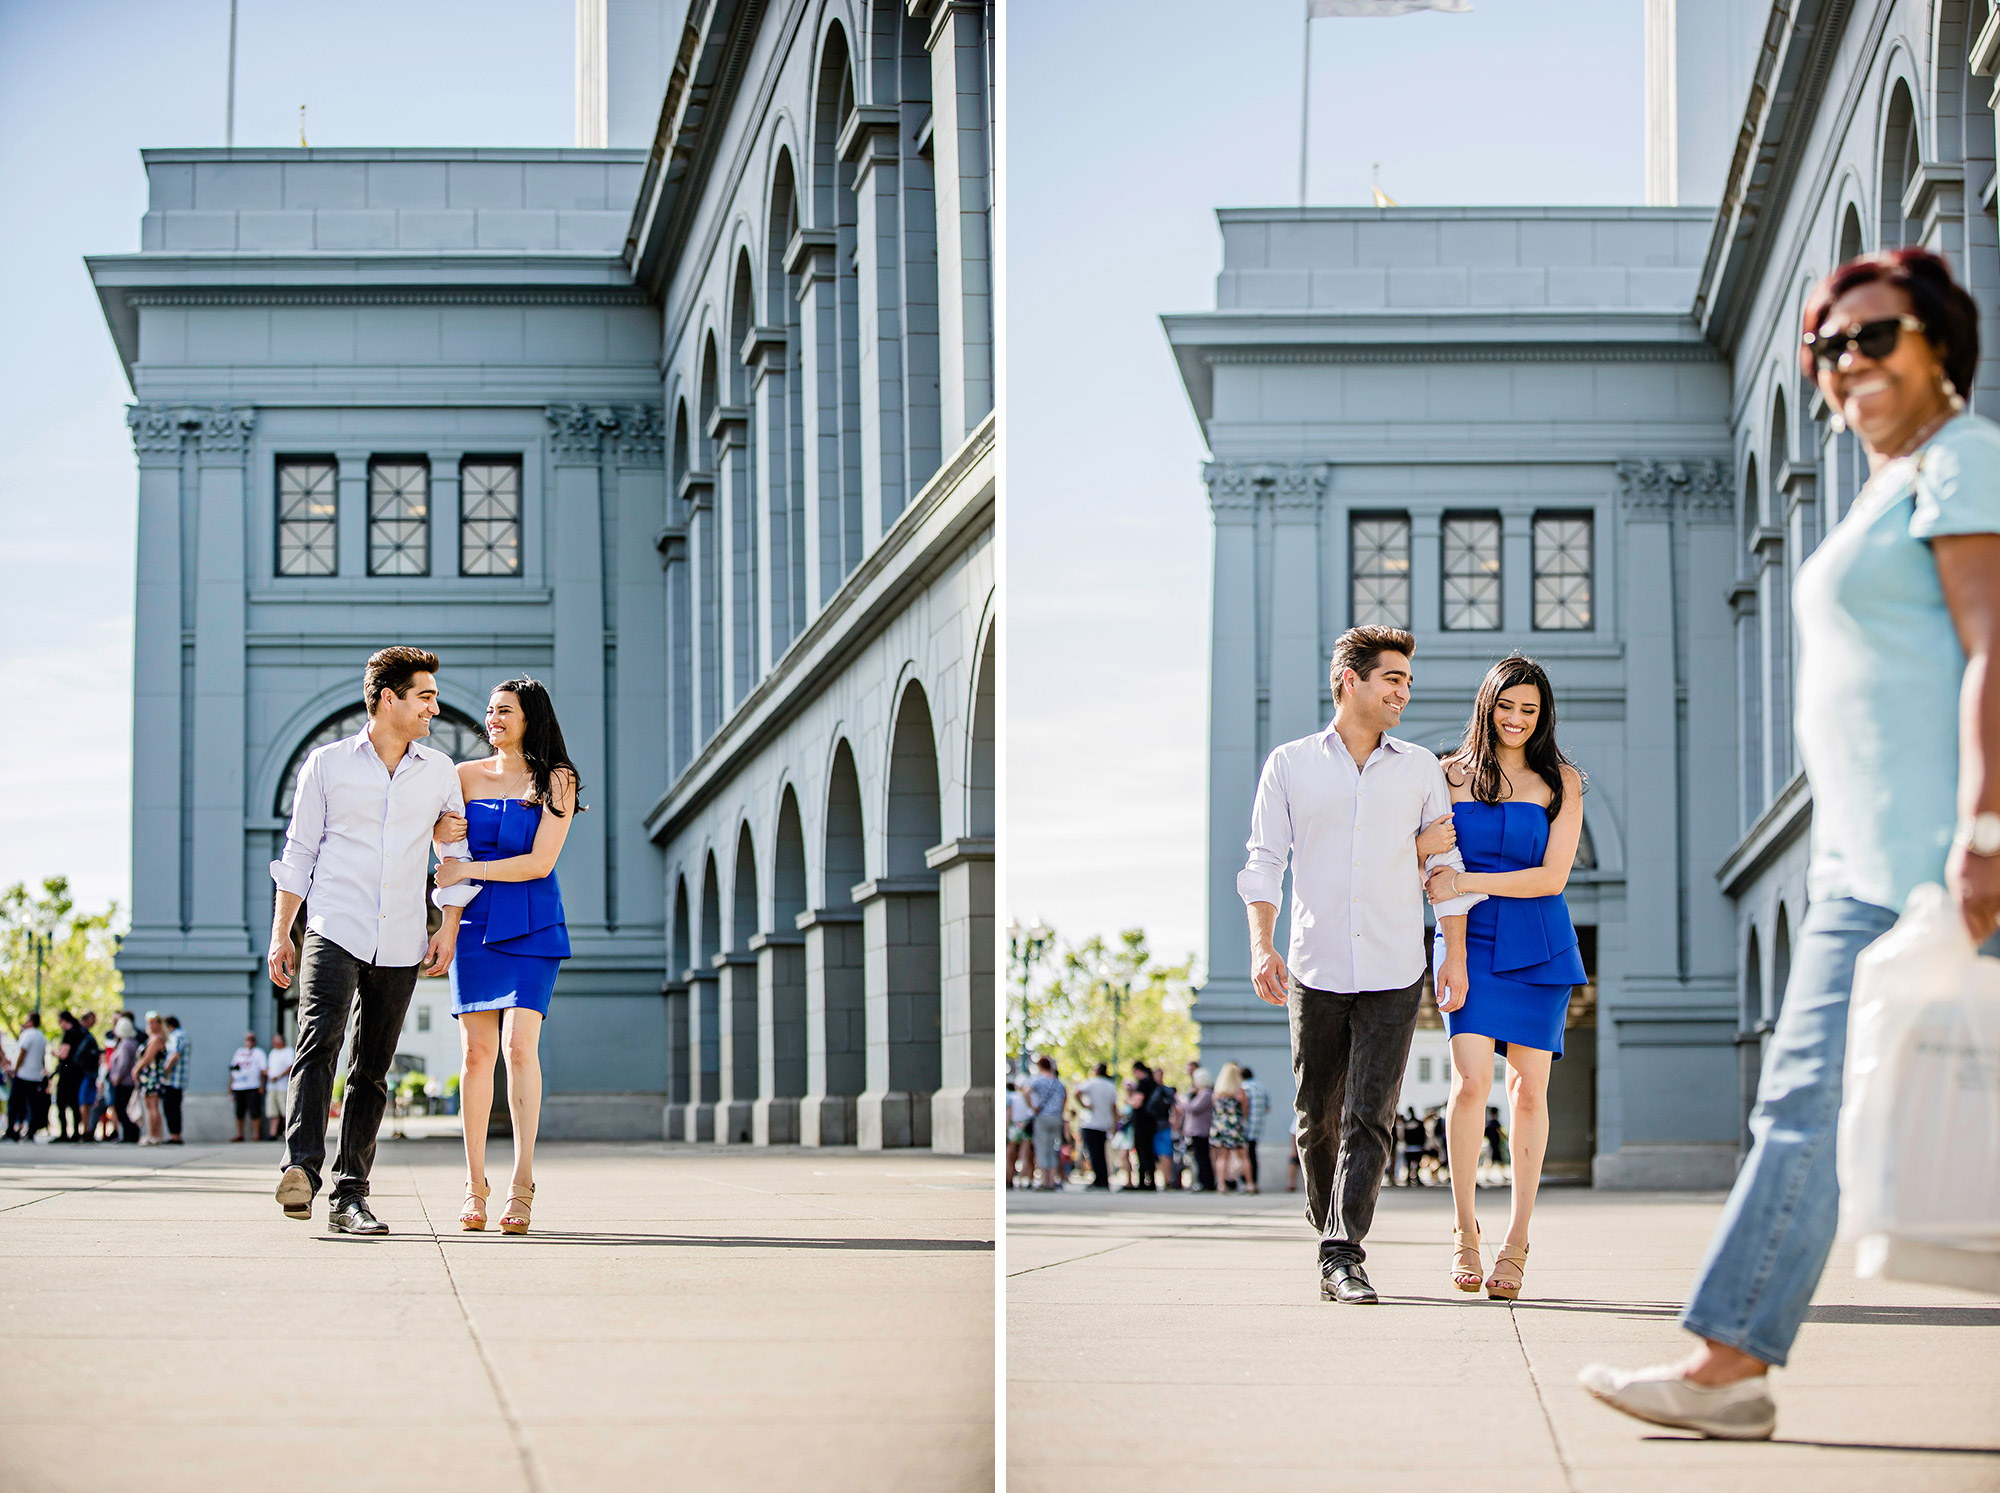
[1578,1361,1776,1441]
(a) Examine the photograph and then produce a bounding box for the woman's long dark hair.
[1441,653,1583,822]
[493,677,584,816]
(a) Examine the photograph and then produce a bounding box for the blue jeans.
[1682,897,1994,1365]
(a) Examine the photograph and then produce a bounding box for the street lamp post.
[1008,918,1054,1068]
[1095,958,1131,1075]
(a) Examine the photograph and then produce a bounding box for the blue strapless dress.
[1430,800,1585,1059]
[448,799,570,1018]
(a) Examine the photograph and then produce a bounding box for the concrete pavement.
[0,1138,995,1492]
[1006,1184,2000,1492]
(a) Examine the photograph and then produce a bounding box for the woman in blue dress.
[1424,654,1587,1301]
[431,677,577,1236]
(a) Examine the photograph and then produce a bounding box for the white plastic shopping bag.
[1837,883,2000,1294]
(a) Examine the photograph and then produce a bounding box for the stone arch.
[1740,925,1763,1155]
[757,784,810,1143]
[805,736,867,1145]
[1880,75,1922,251]
[767,147,807,651]
[859,679,942,1148]
[1837,199,1865,264]
[1771,901,1792,1024]
[272,698,486,819]
[716,820,759,1141]
[967,621,995,841]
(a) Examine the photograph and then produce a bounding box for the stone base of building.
[1593,1143,1738,1190]
[929,1084,995,1155]
[662,1104,684,1141]
[680,1103,716,1142]
[535,1094,670,1140]
[716,1101,753,1144]
[752,1096,800,1145]
[173,1093,235,1143]
[801,1094,857,1146]
[857,1089,933,1150]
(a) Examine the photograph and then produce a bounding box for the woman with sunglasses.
[1583,248,2000,1439]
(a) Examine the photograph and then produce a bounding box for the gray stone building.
[1169,0,1998,1186]
[88,0,995,1151]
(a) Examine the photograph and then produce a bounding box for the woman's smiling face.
[485,690,525,749]
[1493,684,1541,751]
[1814,280,1945,446]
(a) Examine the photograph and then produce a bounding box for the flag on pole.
[1308,0,1472,16]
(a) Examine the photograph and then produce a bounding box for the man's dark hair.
[1092,1062,1108,1076]
[1329,625,1417,703]
[363,646,441,714]
[23,1012,39,1028]
[57,1010,75,1026]
[1801,246,1980,398]
[1036,1055,1054,1072]
[1240,1066,1254,1080]
[164,1015,180,1030]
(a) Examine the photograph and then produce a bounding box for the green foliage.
[332,1074,346,1103]
[0,878,124,1033]
[1011,926,1200,1079]
[445,1072,461,1096]
[397,1070,428,1099]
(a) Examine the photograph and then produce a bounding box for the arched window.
[1837,202,1864,264]
[1880,81,1921,250]
[275,703,487,817]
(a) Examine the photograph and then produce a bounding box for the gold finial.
[299,104,308,149]
[1371,163,1399,209]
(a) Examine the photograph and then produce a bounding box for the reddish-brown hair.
[1799,247,1979,397]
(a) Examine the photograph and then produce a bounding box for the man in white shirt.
[268,646,477,1233]
[5,1014,49,1141]
[1240,625,1482,1304]
[229,1033,267,1143]
[1075,1062,1118,1190]
[264,1031,294,1142]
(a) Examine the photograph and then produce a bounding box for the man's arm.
[422,905,464,978]
[431,771,481,910]
[268,754,327,989]
[1238,753,1292,1006]
[1419,759,1484,919]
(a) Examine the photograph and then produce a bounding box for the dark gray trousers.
[283,931,420,1203]
[1289,971,1423,1264]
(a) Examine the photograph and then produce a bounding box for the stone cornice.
[126,402,256,463]
[545,402,667,466]
[1717,769,1812,897]
[837,105,902,164]
[1615,458,1732,523]
[1201,344,1715,366]
[124,287,649,308]
[785,227,836,278]
[1202,461,1330,518]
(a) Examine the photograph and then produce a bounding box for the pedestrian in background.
[5,1014,49,1142]
[1076,1061,1116,1190]
[229,1032,267,1142]
[1127,1062,1160,1191]
[1114,1077,1139,1188]
[134,1012,167,1145]
[53,1011,97,1143]
[107,1013,141,1144]
[1180,1067,1215,1191]
[1150,1068,1180,1190]
[265,1030,294,1141]
[1239,1065,1270,1191]
[1211,1062,1252,1192]
[1399,1109,1427,1187]
[1005,1080,1034,1188]
[161,1015,188,1145]
[1028,1056,1067,1190]
[1485,1105,1511,1182]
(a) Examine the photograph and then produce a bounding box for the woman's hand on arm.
[446,771,579,883]
[1936,532,2000,941]
[1415,812,1457,858]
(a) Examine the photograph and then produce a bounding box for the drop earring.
[1942,374,1968,414]
[1829,410,1847,434]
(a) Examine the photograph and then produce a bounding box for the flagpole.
[1299,4,1312,207]
[225,0,239,148]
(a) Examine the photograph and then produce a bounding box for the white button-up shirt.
[270,726,477,967]
[1238,724,1483,994]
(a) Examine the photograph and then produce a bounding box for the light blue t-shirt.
[1794,413,2000,912]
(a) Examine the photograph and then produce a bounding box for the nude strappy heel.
[460,1180,489,1231]
[500,1182,534,1235]
[1451,1223,1483,1293]
[1486,1241,1530,1301]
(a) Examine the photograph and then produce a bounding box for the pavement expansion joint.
[408,1159,548,1493]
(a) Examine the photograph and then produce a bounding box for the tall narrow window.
[1441,513,1502,630]
[275,459,338,576]
[1349,514,1411,628]
[460,458,522,576]
[1532,513,1593,630]
[368,459,429,576]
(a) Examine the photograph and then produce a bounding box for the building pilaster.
[750,929,807,1144]
[845,105,906,537]
[920,0,992,442]
[545,405,613,943]
[926,836,994,1154]
[683,966,719,1141]
[712,949,758,1143]
[789,226,843,607]
[798,905,864,1145]
[854,874,940,1150]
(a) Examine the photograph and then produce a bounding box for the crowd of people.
[1007,1056,1516,1194]
[0,1009,295,1146]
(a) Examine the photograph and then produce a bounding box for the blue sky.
[0,0,570,912]
[1004,0,1648,968]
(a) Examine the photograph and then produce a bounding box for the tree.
[0,878,124,1033]
[1034,928,1200,1080]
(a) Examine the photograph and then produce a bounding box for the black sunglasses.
[1801,313,1925,370]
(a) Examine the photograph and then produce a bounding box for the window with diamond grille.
[1533,513,1593,630]
[1349,514,1411,628]
[276,703,488,817]
[368,459,430,576]
[459,458,522,577]
[1441,514,1502,630]
[275,459,338,576]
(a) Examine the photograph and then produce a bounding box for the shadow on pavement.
[311,1230,993,1250]
[1643,1435,2000,1457]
